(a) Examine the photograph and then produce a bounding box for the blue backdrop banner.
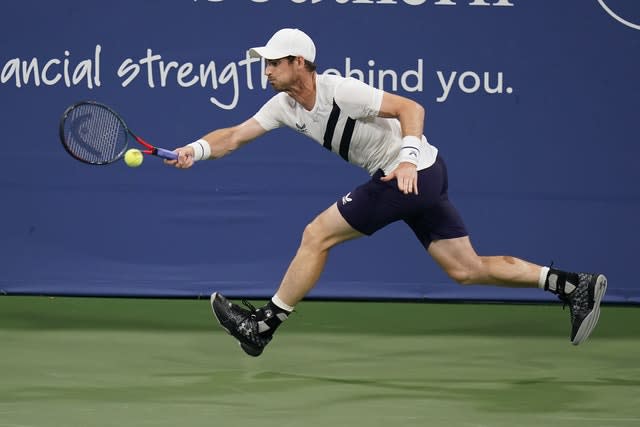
[1,0,639,303]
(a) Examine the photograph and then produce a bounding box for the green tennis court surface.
[1,297,639,427]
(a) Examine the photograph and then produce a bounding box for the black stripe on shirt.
[339,117,355,162]
[323,101,341,151]
[323,99,355,162]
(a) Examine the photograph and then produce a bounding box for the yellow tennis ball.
[124,148,143,167]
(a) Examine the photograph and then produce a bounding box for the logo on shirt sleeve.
[295,122,308,133]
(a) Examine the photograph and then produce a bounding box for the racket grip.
[155,147,178,160]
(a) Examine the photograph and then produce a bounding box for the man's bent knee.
[447,257,487,285]
[447,268,477,285]
[445,259,487,285]
[299,204,362,252]
[300,220,330,252]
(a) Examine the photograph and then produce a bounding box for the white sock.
[272,294,295,313]
[538,266,550,289]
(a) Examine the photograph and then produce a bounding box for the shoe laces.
[241,299,258,314]
[240,299,265,325]
[223,299,258,330]
[240,299,274,343]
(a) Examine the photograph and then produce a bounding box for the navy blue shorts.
[336,155,468,249]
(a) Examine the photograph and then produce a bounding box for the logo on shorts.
[342,192,352,205]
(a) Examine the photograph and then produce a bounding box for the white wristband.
[186,139,211,161]
[398,135,421,166]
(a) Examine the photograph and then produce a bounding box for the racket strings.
[63,103,128,164]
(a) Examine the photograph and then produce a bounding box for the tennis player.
[166,28,607,357]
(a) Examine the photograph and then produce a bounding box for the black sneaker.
[559,273,607,345]
[209,292,272,357]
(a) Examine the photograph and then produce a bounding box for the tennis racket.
[59,101,178,165]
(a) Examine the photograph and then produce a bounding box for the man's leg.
[428,236,607,344]
[427,236,541,287]
[210,203,363,356]
[274,203,364,306]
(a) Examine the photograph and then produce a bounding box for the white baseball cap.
[249,28,316,63]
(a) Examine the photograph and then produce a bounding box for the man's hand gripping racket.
[59,101,178,165]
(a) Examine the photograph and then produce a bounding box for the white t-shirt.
[253,73,438,175]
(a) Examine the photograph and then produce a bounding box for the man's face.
[264,57,297,91]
